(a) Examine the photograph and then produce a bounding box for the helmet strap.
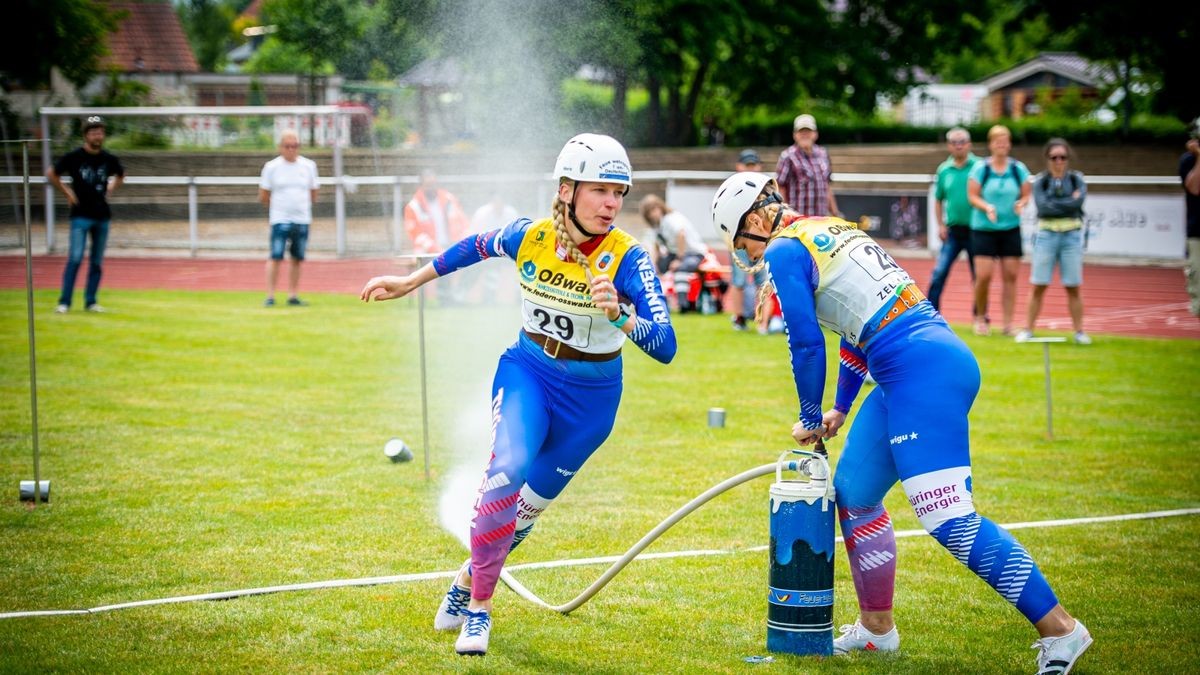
[735,193,784,243]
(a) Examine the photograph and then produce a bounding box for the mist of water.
[417,2,621,551]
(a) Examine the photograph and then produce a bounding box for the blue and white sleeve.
[613,246,676,364]
[764,239,825,430]
[834,339,867,414]
[433,217,531,276]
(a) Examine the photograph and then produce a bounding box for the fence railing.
[0,171,1184,258]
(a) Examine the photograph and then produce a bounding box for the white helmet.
[554,133,632,188]
[711,172,774,249]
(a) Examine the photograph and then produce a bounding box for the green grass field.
[1,288,1198,673]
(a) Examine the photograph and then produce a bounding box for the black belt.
[524,330,621,362]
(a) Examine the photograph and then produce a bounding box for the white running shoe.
[433,561,472,631]
[833,619,900,655]
[1073,332,1092,345]
[455,609,491,656]
[54,304,69,314]
[1032,620,1092,674]
[1014,329,1034,343]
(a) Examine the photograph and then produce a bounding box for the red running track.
[1,254,1196,339]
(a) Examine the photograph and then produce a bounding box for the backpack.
[979,162,1023,192]
[1039,171,1080,196]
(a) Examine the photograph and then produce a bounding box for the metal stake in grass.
[1024,337,1067,439]
[18,140,48,505]
[398,253,435,481]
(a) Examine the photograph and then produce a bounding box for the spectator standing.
[469,193,521,302]
[729,149,770,331]
[1016,139,1090,344]
[48,115,124,313]
[405,169,469,254]
[1182,117,1200,317]
[470,192,520,235]
[967,125,1031,336]
[775,113,839,217]
[928,127,980,314]
[259,130,318,307]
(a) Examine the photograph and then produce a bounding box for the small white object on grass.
[384,438,414,463]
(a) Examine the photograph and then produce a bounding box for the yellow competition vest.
[773,217,916,345]
[515,219,637,353]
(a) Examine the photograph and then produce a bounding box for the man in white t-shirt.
[258,130,318,307]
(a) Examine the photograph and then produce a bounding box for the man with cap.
[775,113,839,218]
[47,115,125,314]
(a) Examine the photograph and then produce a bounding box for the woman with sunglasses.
[1015,139,1090,344]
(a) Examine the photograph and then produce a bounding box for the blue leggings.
[833,314,1059,623]
[468,334,622,600]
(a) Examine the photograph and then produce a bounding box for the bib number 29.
[523,300,591,348]
[533,308,574,341]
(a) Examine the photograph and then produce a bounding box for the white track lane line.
[2,507,1196,619]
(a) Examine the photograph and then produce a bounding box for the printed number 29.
[863,244,898,272]
[533,309,574,340]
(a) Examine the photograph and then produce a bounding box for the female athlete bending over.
[709,172,1090,675]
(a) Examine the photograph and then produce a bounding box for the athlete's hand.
[64,187,78,207]
[821,410,847,439]
[792,422,827,446]
[589,274,620,320]
[360,274,416,302]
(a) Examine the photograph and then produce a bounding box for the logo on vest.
[520,261,536,282]
[596,251,615,273]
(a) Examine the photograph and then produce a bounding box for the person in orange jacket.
[405,169,469,254]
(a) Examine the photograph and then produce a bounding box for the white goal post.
[39,105,359,254]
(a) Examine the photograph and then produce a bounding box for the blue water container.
[767,450,836,656]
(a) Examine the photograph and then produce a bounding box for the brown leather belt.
[862,284,926,345]
[525,330,621,362]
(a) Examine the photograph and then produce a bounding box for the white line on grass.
[2,507,1196,620]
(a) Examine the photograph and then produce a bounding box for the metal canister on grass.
[707,408,726,428]
[767,442,835,656]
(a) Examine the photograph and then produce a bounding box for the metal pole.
[392,181,403,254]
[417,284,430,481]
[188,178,198,257]
[1025,337,1065,440]
[1043,342,1053,440]
[333,112,346,257]
[23,142,42,506]
[41,115,53,252]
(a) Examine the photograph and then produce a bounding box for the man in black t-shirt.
[46,115,125,313]
[1182,117,1200,317]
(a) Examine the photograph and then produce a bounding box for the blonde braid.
[552,188,594,283]
[739,184,788,324]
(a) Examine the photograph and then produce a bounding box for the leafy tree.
[1017,1,1200,130]
[251,0,365,111]
[336,0,436,81]
[5,0,122,89]
[177,0,238,73]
